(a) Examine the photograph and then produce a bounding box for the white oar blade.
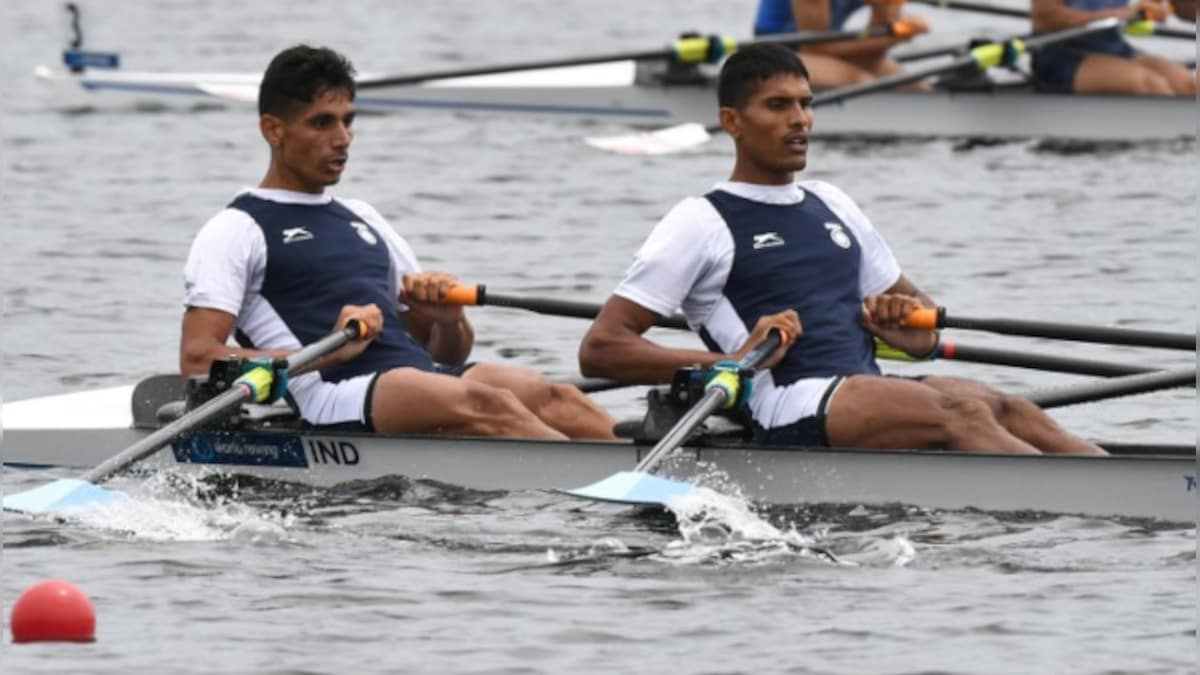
[583,123,712,156]
[2,478,127,515]
[560,470,696,505]
[194,82,259,103]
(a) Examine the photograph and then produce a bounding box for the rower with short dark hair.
[753,0,932,90]
[578,43,1106,455]
[180,44,616,440]
[1030,0,1195,95]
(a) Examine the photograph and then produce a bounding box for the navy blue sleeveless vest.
[704,189,879,385]
[229,193,434,382]
[1065,0,1129,50]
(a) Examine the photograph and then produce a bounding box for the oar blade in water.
[584,123,712,156]
[3,478,127,515]
[4,323,362,520]
[560,470,696,505]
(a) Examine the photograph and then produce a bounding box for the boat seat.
[617,387,750,444]
[132,373,188,428]
[137,369,303,430]
[155,399,186,424]
[154,398,299,425]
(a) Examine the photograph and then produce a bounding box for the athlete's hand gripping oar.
[355,25,912,89]
[443,284,688,330]
[903,307,1196,351]
[561,329,784,506]
[586,16,1128,155]
[2,321,367,516]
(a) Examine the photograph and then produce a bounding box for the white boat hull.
[4,422,1195,523]
[35,61,1198,142]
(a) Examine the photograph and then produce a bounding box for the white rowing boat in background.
[34,50,1197,143]
[3,376,1195,523]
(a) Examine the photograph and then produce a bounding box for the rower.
[179,45,616,441]
[752,0,933,90]
[1030,0,1197,95]
[578,44,1107,456]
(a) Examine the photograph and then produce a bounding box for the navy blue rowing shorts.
[1031,41,1136,92]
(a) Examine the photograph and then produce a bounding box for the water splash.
[656,486,844,566]
[51,473,295,543]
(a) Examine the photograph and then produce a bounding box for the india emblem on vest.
[824,222,851,249]
[350,220,378,246]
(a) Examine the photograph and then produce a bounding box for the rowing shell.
[34,58,1197,143]
[3,381,1195,522]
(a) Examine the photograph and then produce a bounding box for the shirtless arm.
[578,296,800,384]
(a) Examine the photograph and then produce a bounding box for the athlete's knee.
[851,70,876,85]
[551,383,611,416]
[1172,73,1197,96]
[979,389,1008,418]
[549,382,589,405]
[998,393,1034,416]
[1134,72,1173,96]
[464,382,526,416]
[938,396,1002,444]
[507,376,564,416]
[453,381,585,439]
[924,376,1004,416]
[475,364,556,407]
[997,394,1062,432]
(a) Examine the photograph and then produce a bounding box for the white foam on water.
[61,474,294,543]
[832,535,918,568]
[651,486,834,566]
[655,487,919,568]
[546,537,631,565]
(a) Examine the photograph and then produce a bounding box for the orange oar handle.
[904,306,942,330]
[443,284,485,306]
[344,318,371,341]
[890,19,917,39]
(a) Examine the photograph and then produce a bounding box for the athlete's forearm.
[579,331,725,384]
[179,342,290,377]
[424,316,474,366]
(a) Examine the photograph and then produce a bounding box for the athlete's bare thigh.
[369,367,561,439]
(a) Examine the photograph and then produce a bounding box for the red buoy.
[10,579,96,643]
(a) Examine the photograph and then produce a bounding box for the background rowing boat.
[0,1,1194,673]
